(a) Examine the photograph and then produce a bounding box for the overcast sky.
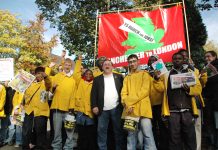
[0,0,217,56]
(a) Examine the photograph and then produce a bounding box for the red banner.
[98,6,186,67]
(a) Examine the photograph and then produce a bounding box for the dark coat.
[203,59,218,110]
[91,73,123,115]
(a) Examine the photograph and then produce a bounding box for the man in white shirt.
[91,60,124,150]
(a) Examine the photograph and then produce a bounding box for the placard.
[0,58,14,81]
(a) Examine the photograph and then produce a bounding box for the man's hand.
[154,70,161,80]
[20,104,24,111]
[126,107,134,115]
[92,107,99,115]
[49,62,56,68]
[40,72,48,79]
[61,50,66,58]
[182,83,190,93]
[52,84,58,93]
[162,116,169,128]
[69,109,74,115]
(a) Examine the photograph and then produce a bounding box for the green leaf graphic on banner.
[122,17,164,55]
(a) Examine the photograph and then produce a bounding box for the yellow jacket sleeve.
[121,77,128,105]
[153,77,165,93]
[189,75,202,96]
[125,72,151,106]
[73,60,82,85]
[44,76,52,91]
[0,85,6,111]
[45,67,52,76]
[200,72,207,88]
[69,84,77,110]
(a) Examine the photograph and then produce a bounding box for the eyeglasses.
[128,59,138,64]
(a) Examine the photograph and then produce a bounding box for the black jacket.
[167,68,192,110]
[203,59,218,110]
[4,87,15,115]
[91,73,123,115]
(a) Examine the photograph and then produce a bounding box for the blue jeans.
[97,106,123,150]
[6,124,22,145]
[127,118,157,150]
[52,110,75,150]
[0,116,10,144]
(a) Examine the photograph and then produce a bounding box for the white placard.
[0,58,14,81]
[151,59,168,76]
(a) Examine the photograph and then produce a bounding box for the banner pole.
[94,9,99,67]
[99,2,182,14]
[182,0,191,58]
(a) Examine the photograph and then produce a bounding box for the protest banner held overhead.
[98,5,186,67]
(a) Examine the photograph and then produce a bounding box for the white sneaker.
[29,143,35,149]
[14,144,20,148]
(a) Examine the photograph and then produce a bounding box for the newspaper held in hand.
[170,72,196,89]
[8,70,36,93]
[151,59,168,76]
[203,63,218,78]
[11,105,25,127]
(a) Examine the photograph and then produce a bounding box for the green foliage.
[0,10,26,58]
[35,0,132,67]
[36,0,208,68]
[122,17,164,54]
[184,1,207,69]
[197,0,218,10]
[16,14,57,70]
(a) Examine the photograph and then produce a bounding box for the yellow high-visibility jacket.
[194,68,207,107]
[24,77,52,117]
[73,60,93,118]
[75,80,93,118]
[50,72,76,111]
[121,70,152,118]
[0,84,6,117]
[154,69,202,117]
[150,75,164,106]
[12,92,24,113]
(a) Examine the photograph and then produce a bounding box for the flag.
[98,5,186,67]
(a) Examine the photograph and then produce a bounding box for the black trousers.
[77,124,97,150]
[22,114,47,150]
[168,111,196,150]
[152,105,169,150]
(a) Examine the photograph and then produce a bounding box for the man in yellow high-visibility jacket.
[121,54,156,150]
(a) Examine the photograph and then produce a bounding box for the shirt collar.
[64,70,74,77]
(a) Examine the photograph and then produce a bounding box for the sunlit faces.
[35,72,44,82]
[180,51,189,63]
[172,54,184,68]
[205,52,216,64]
[58,65,63,73]
[64,61,72,73]
[102,60,113,74]
[148,56,157,67]
[84,70,93,81]
[128,58,139,71]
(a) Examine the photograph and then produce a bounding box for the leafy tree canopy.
[17,14,58,70]
[0,10,26,58]
[36,0,208,68]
